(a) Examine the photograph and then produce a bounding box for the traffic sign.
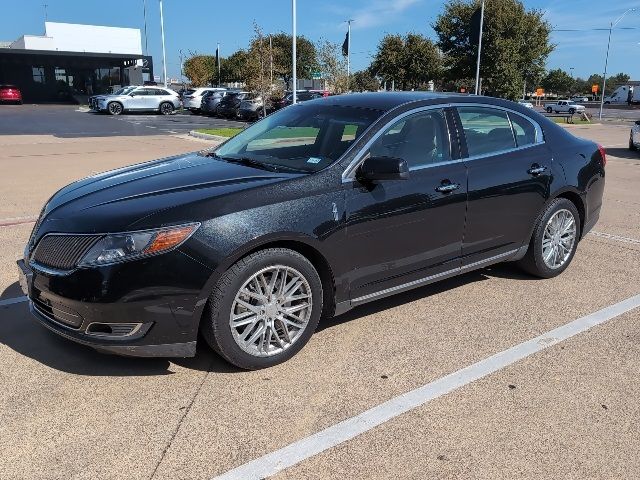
[536,88,544,96]
[311,71,322,79]
[592,84,599,94]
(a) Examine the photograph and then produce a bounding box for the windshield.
[212,103,383,173]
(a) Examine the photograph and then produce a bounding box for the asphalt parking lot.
[0,104,244,137]
[0,108,639,479]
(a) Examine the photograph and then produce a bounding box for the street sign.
[154,75,161,83]
[592,84,599,94]
[311,71,322,79]
[536,88,544,96]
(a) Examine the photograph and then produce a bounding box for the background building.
[0,22,153,102]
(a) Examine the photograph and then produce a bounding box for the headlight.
[77,223,199,267]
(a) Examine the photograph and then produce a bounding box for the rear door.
[455,105,552,267]
[344,108,468,302]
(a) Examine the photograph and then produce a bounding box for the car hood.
[35,152,299,236]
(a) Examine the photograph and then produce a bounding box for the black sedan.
[18,92,605,369]
[215,91,249,118]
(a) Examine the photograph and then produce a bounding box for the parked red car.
[0,85,22,104]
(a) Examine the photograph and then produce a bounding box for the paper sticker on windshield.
[307,157,322,164]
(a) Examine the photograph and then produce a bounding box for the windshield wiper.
[206,153,280,172]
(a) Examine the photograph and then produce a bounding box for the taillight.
[597,144,607,167]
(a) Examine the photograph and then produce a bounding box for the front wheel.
[159,102,174,115]
[518,198,580,278]
[569,108,576,114]
[202,248,323,370]
[107,102,123,115]
[630,137,638,151]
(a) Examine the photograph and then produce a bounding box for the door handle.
[435,182,460,193]
[528,165,547,176]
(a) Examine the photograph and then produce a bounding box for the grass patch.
[196,128,242,137]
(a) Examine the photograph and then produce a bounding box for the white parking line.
[589,231,640,245]
[213,293,640,480]
[0,296,27,307]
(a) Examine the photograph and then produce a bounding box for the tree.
[247,23,272,116]
[220,50,250,84]
[316,39,348,93]
[369,33,441,90]
[610,72,631,86]
[541,69,574,96]
[351,70,380,92]
[183,54,215,87]
[369,34,406,87]
[433,0,553,100]
[265,33,318,89]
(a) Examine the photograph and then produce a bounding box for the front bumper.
[17,254,206,358]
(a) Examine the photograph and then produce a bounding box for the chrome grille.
[31,234,102,270]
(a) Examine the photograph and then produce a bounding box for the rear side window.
[457,107,515,157]
[509,113,537,147]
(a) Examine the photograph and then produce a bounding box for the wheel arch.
[553,189,586,239]
[194,235,337,333]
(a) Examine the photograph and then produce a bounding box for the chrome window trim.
[341,102,545,183]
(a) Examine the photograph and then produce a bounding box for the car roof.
[309,92,518,112]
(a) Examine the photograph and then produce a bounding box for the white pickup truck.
[544,100,586,114]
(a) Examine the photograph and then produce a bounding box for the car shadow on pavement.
[0,283,237,376]
[0,264,534,376]
[1,281,23,300]
[605,147,640,161]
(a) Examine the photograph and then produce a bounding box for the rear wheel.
[159,102,174,115]
[546,107,553,113]
[107,102,123,115]
[630,137,637,151]
[518,198,580,278]
[202,248,323,370]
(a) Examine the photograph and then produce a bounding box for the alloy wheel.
[108,102,122,115]
[541,208,577,269]
[160,102,174,115]
[229,265,312,357]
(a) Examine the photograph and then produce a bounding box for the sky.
[2,0,640,82]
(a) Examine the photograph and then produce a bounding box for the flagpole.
[292,0,297,104]
[217,42,221,87]
[159,0,168,87]
[347,19,353,90]
[474,0,485,95]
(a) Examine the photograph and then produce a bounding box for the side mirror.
[129,93,136,97]
[357,156,409,182]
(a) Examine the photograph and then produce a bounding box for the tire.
[630,137,637,151]
[518,198,581,279]
[546,107,552,113]
[107,102,123,115]
[568,108,576,114]
[202,248,323,370]
[159,102,174,115]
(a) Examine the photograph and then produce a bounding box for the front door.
[345,108,468,303]
[455,105,553,266]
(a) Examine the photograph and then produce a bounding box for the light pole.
[599,8,636,119]
[474,0,485,95]
[292,0,297,104]
[159,0,168,87]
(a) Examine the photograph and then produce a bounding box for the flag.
[215,45,220,67]
[342,31,349,57]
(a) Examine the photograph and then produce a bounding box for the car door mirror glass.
[357,156,409,182]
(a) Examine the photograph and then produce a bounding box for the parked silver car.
[94,86,181,115]
[183,87,226,113]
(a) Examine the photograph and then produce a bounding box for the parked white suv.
[95,86,181,115]
[183,87,226,112]
[544,100,586,114]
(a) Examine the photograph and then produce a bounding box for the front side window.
[457,107,516,157]
[212,104,383,173]
[369,109,451,169]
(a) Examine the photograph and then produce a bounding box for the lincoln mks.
[18,92,605,369]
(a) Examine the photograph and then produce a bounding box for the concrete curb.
[188,130,229,142]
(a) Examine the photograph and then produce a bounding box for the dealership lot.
[0,104,244,137]
[0,115,639,479]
